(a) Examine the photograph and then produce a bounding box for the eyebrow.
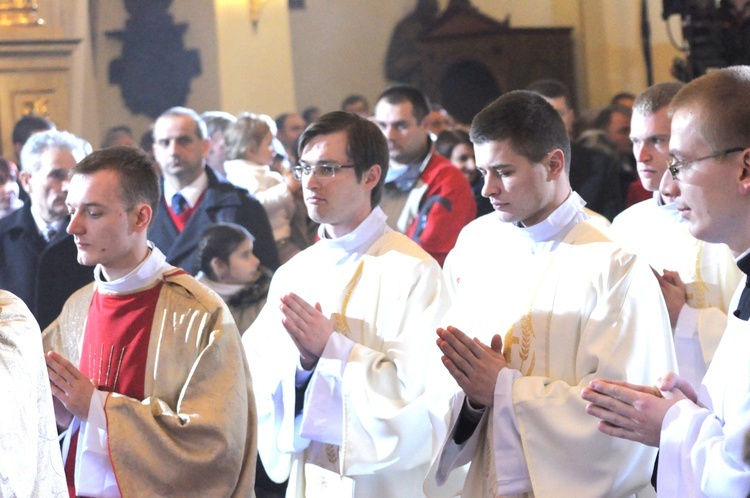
[67,201,107,209]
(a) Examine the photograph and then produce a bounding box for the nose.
[635,142,650,164]
[480,172,499,198]
[66,210,83,235]
[660,169,680,197]
[383,125,398,142]
[302,170,320,190]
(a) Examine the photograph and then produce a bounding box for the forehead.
[631,107,670,135]
[300,131,350,162]
[375,100,416,121]
[37,148,76,172]
[285,115,305,128]
[474,139,525,166]
[154,115,199,138]
[545,96,570,113]
[66,169,123,205]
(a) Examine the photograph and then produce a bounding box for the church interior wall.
[8,0,683,154]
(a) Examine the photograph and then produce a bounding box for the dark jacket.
[569,143,625,221]
[149,167,280,275]
[0,203,94,330]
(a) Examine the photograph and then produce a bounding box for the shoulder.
[0,205,30,235]
[422,153,465,184]
[162,269,228,312]
[612,199,655,224]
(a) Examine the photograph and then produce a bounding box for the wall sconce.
[249,0,271,32]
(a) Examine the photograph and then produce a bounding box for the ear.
[132,203,152,233]
[739,149,750,195]
[18,170,31,193]
[362,163,382,191]
[546,149,566,180]
[200,138,211,160]
[210,257,228,281]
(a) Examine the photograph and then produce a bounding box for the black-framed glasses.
[293,162,355,180]
[667,147,745,180]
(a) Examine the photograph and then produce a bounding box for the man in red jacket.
[374,85,476,266]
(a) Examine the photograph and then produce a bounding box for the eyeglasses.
[667,147,745,180]
[293,162,355,180]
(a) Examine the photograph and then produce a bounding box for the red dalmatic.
[65,282,163,497]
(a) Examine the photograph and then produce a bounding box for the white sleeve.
[75,391,120,497]
[299,332,356,445]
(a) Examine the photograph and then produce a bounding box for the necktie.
[171,193,188,215]
[43,223,57,243]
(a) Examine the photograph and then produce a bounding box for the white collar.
[315,206,389,262]
[95,244,171,294]
[515,191,588,243]
[163,169,209,209]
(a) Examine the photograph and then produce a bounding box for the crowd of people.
[1,69,749,498]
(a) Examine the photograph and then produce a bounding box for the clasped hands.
[45,350,95,427]
[436,326,506,407]
[280,292,335,370]
[580,371,699,447]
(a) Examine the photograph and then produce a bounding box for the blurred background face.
[450,143,478,184]
[374,100,428,165]
[0,178,19,213]
[247,131,275,166]
[631,107,671,192]
[22,148,76,223]
[608,110,632,154]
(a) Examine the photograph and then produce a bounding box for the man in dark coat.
[0,130,93,330]
[149,106,279,275]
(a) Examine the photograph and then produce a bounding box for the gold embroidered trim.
[502,255,556,376]
[691,240,708,308]
[331,260,364,336]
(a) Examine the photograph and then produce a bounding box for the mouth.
[490,201,509,210]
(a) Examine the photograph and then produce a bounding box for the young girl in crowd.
[195,223,272,334]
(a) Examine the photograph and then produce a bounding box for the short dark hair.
[594,105,632,131]
[12,114,55,146]
[302,106,320,125]
[341,94,369,111]
[198,223,254,280]
[297,111,389,207]
[471,90,571,172]
[0,157,17,184]
[633,81,684,116]
[526,79,573,109]
[71,146,161,222]
[435,129,471,159]
[610,91,636,106]
[375,85,431,123]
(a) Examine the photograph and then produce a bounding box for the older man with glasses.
[582,66,750,497]
[242,111,450,498]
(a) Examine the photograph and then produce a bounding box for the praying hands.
[280,292,335,370]
[436,326,506,407]
[580,371,699,447]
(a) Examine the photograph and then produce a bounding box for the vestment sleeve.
[508,253,677,496]
[658,398,750,496]
[102,295,256,497]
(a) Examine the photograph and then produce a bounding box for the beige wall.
[29,0,686,148]
[214,0,297,117]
